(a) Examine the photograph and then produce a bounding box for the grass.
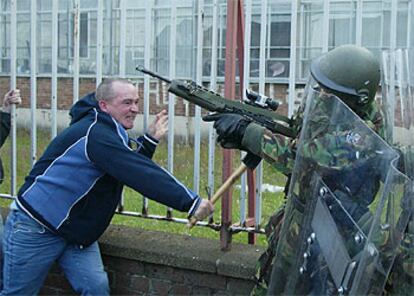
[0,128,287,246]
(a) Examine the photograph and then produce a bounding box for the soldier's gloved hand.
[203,113,251,150]
[192,199,214,221]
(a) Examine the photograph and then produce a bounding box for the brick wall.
[0,75,292,140]
[0,76,290,118]
[37,224,264,296]
[41,255,258,295]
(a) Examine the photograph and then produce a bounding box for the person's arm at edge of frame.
[0,89,22,147]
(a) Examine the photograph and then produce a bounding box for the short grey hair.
[95,78,134,102]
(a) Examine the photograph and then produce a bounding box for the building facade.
[0,0,412,137]
[1,0,412,84]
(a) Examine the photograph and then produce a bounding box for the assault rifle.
[136,66,296,227]
[136,65,296,138]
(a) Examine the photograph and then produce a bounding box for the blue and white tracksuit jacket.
[15,93,201,246]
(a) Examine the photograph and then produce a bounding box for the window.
[329,1,356,46]
[125,9,145,75]
[58,11,89,60]
[267,17,291,79]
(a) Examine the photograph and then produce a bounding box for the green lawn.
[0,128,287,246]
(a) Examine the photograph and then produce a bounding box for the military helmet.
[310,44,380,107]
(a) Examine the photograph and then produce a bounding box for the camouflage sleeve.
[297,101,384,172]
[245,102,384,178]
[261,129,295,175]
[301,130,366,171]
[241,122,295,176]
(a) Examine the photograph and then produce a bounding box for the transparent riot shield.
[382,48,414,178]
[267,87,413,295]
[381,49,414,294]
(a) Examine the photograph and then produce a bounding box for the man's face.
[99,82,139,130]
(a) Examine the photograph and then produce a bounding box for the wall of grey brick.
[0,76,290,116]
[37,224,265,296]
[0,76,290,140]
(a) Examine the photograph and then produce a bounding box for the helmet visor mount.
[306,75,365,113]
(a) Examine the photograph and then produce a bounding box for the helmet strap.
[357,89,370,105]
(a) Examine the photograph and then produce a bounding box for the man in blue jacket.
[0,78,214,295]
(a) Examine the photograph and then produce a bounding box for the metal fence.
[0,0,413,247]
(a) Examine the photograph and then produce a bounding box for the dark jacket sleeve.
[0,112,11,148]
[0,112,10,184]
[134,133,159,159]
[86,120,201,215]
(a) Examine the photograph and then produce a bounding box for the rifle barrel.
[136,65,172,84]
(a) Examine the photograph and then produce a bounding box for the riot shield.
[267,86,413,295]
[381,48,414,178]
[381,49,414,294]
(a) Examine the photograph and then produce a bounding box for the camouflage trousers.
[385,219,414,296]
[250,201,320,295]
[250,203,286,296]
[251,206,414,296]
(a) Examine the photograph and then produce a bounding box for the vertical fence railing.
[73,0,80,103]
[10,0,17,196]
[386,0,398,139]
[288,0,298,117]
[119,0,127,78]
[167,1,177,218]
[408,1,412,47]
[3,0,410,247]
[96,0,104,87]
[117,0,127,212]
[390,0,398,53]
[322,0,330,52]
[243,0,261,244]
[142,0,153,216]
[51,0,58,139]
[241,0,252,227]
[193,0,204,195]
[207,0,219,223]
[30,0,37,167]
[254,0,268,229]
[355,0,363,46]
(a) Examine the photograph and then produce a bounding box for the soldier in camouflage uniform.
[204,44,414,295]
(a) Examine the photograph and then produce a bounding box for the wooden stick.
[188,163,248,228]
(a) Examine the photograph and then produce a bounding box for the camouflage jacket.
[242,99,385,177]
